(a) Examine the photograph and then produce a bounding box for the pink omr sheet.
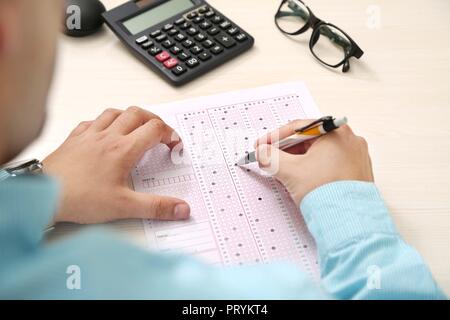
[131,82,322,279]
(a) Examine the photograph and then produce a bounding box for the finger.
[165,130,183,151]
[255,119,317,147]
[89,108,123,132]
[255,119,320,156]
[68,121,93,138]
[284,137,318,155]
[255,144,299,183]
[129,118,180,157]
[123,190,190,221]
[108,106,163,135]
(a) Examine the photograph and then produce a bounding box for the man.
[0,0,445,299]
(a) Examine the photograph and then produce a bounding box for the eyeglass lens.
[276,0,310,34]
[311,25,352,66]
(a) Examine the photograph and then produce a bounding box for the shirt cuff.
[300,181,397,259]
[0,175,59,254]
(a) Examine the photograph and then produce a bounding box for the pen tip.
[236,158,247,166]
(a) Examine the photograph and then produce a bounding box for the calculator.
[103,0,255,86]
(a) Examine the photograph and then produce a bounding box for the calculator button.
[182,39,194,48]
[148,46,162,56]
[186,12,198,19]
[194,33,207,42]
[202,39,214,48]
[219,21,232,30]
[174,33,186,41]
[207,27,220,35]
[204,11,215,18]
[235,33,248,42]
[174,18,185,26]
[227,27,239,36]
[179,22,191,30]
[199,21,212,30]
[198,6,209,14]
[155,51,171,62]
[186,57,200,68]
[215,34,236,48]
[172,65,187,76]
[163,57,178,69]
[210,15,223,24]
[193,16,204,24]
[141,40,154,49]
[155,34,167,42]
[210,45,224,55]
[198,51,212,61]
[150,30,162,38]
[186,27,199,36]
[162,39,174,48]
[136,36,148,45]
[178,51,191,61]
[190,45,203,54]
[170,45,182,54]
[167,28,179,36]
[163,24,173,32]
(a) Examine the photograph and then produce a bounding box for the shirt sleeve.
[0,227,332,299]
[0,176,330,299]
[0,176,59,260]
[300,181,446,299]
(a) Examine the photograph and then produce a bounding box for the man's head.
[0,0,62,164]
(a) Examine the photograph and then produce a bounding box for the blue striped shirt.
[0,176,445,299]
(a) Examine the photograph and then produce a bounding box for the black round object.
[63,0,106,37]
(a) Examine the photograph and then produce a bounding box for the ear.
[0,2,20,57]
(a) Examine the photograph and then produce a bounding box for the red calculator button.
[155,51,170,62]
[163,58,179,69]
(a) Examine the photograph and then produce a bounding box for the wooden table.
[22,0,450,295]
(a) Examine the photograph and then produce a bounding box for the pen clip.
[295,116,334,133]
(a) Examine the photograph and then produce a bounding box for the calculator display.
[123,0,194,35]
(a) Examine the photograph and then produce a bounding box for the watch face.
[1,159,42,177]
[2,160,39,170]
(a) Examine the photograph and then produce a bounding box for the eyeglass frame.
[274,0,364,72]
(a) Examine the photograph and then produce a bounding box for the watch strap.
[0,159,43,181]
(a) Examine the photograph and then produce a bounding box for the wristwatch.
[0,159,44,181]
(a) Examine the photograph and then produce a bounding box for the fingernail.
[171,131,181,143]
[256,144,271,168]
[174,203,190,220]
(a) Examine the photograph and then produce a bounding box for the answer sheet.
[131,82,321,279]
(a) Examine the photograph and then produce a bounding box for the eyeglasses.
[275,0,364,72]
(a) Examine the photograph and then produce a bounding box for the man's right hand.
[255,120,375,207]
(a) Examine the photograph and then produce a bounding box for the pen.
[237,116,348,166]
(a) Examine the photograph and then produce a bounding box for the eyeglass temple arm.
[319,26,352,52]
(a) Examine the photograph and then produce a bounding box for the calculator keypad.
[134,5,251,81]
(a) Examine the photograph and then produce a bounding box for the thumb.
[124,191,191,221]
[256,144,296,182]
